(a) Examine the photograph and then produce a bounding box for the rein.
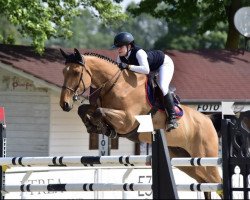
[89,69,122,102]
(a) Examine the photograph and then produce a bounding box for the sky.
[120,0,141,10]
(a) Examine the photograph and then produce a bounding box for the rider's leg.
[156,55,178,131]
[163,92,178,131]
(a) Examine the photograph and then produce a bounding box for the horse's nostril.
[61,102,71,112]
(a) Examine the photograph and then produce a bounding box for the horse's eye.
[73,71,79,76]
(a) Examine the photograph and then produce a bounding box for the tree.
[112,13,168,49]
[0,0,127,54]
[46,9,168,50]
[154,21,228,50]
[0,16,20,45]
[127,0,250,49]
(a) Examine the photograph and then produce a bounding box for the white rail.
[3,183,222,193]
[0,156,222,167]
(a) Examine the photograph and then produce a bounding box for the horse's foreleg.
[93,107,135,134]
[78,104,97,118]
[78,104,102,134]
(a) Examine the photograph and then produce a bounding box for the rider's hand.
[118,63,129,70]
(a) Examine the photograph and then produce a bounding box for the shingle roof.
[0,44,249,102]
[168,50,250,101]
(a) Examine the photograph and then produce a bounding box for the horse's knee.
[78,104,96,117]
[78,104,87,117]
[92,108,104,119]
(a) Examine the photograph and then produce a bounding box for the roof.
[168,49,250,102]
[0,44,250,102]
[0,44,116,89]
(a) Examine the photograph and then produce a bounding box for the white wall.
[0,68,50,156]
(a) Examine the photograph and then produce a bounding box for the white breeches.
[154,55,174,96]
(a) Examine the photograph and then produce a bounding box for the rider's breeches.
[155,55,174,96]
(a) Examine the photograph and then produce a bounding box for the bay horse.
[59,48,222,199]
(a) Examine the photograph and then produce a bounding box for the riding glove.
[118,63,129,70]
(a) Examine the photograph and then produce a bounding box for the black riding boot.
[164,92,178,131]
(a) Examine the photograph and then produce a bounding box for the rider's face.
[117,45,131,56]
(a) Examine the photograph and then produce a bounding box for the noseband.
[62,64,91,101]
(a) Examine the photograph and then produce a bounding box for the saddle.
[146,75,183,118]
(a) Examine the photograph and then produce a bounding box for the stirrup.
[166,119,178,132]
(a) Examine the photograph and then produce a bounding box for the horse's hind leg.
[169,147,221,183]
[169,147,222,200]
[187,129,222,199]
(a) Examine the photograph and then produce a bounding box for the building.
[0,44,249,157]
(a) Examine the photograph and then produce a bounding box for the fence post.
[152,129,179,199]
[221,119,231,199]
[0,107,6,200]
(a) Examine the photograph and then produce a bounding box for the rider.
[112,32,178,131]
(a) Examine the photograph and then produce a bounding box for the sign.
[195,103,248,113]
[135,114,154,132]
[99,134,110,156]
[196,104,220,112]
[221,101,235,116]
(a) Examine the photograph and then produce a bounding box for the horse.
[59,48,222,199]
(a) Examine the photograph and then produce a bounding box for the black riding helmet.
[112,32,134,48]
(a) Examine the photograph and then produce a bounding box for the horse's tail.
[208,113,222,138]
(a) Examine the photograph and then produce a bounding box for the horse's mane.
[84,52,118,66]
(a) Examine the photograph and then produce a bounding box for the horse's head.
[60,48,92,112]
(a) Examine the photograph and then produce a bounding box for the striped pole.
[2,183,222,193]
[0,156,222,167]
[176,183,223,192]
[171,157,222,166]
[4,183,152,192]
[0,155,151,167]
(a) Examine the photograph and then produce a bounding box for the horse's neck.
[87,56,150,112]
[87,57,118,87]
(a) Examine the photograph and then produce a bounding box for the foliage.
[46,9,168,50]
[0,16,20,45]
[0,0,127,54]
[154,22,227,50]
[127,0,250,49]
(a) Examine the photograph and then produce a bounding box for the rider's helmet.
[112,32,134,48]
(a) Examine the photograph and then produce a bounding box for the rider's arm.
[116,56,128,69]
[129,49,150,74]
[116,56,121,63]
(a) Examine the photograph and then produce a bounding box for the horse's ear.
[60,48,68,59]
[74,48,84,65]
[74,48,81,57]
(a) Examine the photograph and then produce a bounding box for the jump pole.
[0,156,221,167]
[0,113,178,199]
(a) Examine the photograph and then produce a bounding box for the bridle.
[62,62,122,102]
[62,63,91,101]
